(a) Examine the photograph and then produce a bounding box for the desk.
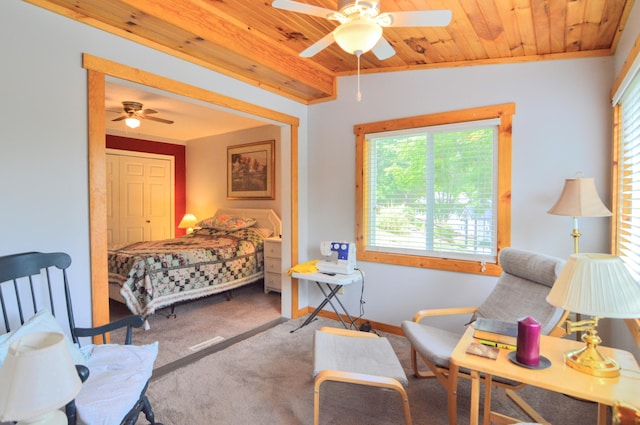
[291,270,363,332]
[450,326,640,425]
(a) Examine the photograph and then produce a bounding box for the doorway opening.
[83,54,301,332]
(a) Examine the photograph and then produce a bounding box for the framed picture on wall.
[227,140,275,199]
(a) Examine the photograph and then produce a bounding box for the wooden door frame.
[84,54,301,328]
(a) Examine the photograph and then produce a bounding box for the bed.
[108,208,281,319]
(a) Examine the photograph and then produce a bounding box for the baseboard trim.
[303,307,404,336]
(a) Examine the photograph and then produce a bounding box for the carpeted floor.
[145,316,600,425]
[109,280,281,367]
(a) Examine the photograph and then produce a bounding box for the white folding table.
[291,270,363,332]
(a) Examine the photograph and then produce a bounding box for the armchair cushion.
[475,249,565,334]
[313,330,408,386]
[402,321,460,369]
[76,342,158,425]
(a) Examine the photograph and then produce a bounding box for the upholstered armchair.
[402,247,569,425]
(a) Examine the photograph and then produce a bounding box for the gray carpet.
[109,281,281,367]
[145,316,600,425]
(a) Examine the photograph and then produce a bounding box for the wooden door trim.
[85,54,300,329]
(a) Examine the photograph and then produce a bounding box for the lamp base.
[565,345,620,378]
[17,410,68,425]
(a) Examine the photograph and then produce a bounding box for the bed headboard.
[215,208,282,238]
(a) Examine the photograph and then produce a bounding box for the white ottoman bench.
[313,327,412,425]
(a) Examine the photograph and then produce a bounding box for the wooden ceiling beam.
[23,0,631,102]
[26,0,336,103]
[118,0,335,102]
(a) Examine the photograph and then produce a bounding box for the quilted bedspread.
[108,227,266,317]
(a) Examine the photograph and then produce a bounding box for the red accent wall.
[106,135,187,236]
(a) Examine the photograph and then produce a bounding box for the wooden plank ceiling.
[26,0,634,104]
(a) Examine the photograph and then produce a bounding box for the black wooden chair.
[0,252,161,425]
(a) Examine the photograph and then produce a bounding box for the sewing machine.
[317,241,356,274]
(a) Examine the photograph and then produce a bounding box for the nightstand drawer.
[264,240,282,258]
[265,260,281,274]
[265,272,281,292]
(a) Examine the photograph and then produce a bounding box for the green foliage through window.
[366,122,498,261]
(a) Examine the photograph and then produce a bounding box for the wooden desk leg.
[597,403,608,425]
[483,374,492,425]
[448,361,460,425]
[469,370,481,425]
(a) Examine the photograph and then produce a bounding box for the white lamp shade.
[333,17,382,54]
[125,117,140,129]
[0,332,82,422]
[178,213,198,229]
[548,177,611,217]
[547,253,640,318]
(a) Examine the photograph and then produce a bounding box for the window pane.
[616,70,640,279]
[355,103,513,275]
[365,122,498,262]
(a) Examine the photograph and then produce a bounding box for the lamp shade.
[547,177,611,217]
[0,332,82,422]
[547,253,640,318]
[333,17,382,54]
[178,213,198,229]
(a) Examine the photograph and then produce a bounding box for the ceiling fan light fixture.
[125,116,141,129]
[333,17,382,55]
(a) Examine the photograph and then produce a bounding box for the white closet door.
[107,151,174,246]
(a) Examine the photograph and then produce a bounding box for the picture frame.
[227,140,275,199]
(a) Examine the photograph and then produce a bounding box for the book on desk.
[473,318,517,349]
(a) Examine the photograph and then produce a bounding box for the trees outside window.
[355,104,515,276]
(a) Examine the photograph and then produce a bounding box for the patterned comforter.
[108,227,266,317]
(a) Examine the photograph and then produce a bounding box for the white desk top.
[291,270,363,285]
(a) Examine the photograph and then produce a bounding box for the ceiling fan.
[111,101,174,129]
[272,0,452,60]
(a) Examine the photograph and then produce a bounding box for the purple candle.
[516,316,541,366]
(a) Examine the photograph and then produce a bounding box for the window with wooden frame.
[611,42,640,280]
[355,104,514,276]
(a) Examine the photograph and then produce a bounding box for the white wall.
[307,57,615,331]
[186,125,282,221]
[0,1,307,326]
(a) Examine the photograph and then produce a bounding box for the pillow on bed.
[197,214,256,230]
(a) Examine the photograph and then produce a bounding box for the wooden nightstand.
[263,237,282,293]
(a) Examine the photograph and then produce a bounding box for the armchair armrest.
[65,365,90,425]
[76,364,90,383]
[74,315,145,345]
[412,306,478,323]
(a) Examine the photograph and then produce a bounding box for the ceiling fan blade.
[300,32,336,57]
[112,116,126,122]
[142,115,174,124]
[271,0,339,20]
[377,10,452,27]
[142,108,158,115]
[371,37,395,60]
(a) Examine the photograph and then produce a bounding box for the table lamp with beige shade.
[546,253,640,377]
[0,332,82,425]
[547,177,612,254]
[178,213,198,234]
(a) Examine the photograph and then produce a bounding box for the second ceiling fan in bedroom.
[112,101,174,129]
